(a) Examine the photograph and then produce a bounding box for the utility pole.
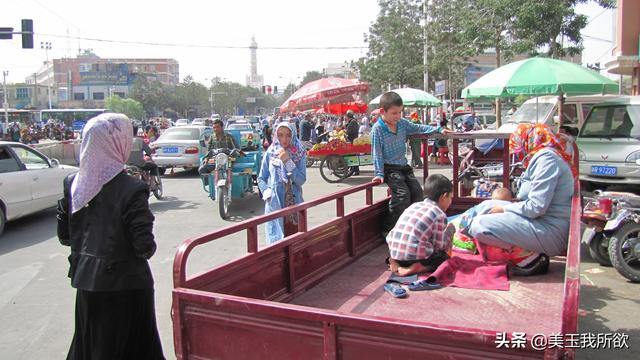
[423,0,429,93]
[41,41,52,109]
[3,70,8,126]
[32,73,37,108]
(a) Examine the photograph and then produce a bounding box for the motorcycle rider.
[127,126,159,178]
[199,119,239,175]
[345,110,361,175]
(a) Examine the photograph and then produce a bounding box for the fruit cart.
[308,138,372,183]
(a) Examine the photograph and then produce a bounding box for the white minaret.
[246,36,263,89]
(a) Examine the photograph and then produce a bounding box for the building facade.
[27,51,179,108]
[605,0,639,95]
[1,83,58,109]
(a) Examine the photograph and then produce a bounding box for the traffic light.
[261,86,266,94]
[266,85,272,94]
[21,19,33,48]
[0,27,13,39]
[273,86,278,94]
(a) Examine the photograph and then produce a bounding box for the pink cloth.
[420,253,510,291]
[71,113,133,213]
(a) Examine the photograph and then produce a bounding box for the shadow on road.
[0,208,57,255]
[149,196,199,213]
[224,194,264,222]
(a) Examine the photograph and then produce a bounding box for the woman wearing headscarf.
[257,122,307,244]
[57,113,164,359]
[467,123,576,276]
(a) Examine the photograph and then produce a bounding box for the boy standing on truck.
[371,91,450,233]
[386,174,455,277]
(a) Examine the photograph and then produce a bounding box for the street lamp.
[40,41,52,109]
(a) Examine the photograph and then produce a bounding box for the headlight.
[625,150,640,163]
[578,149,586,161]
[215,153,228,168]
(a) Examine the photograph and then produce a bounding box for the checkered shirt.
[386,199,452,261]
[371,118,440,178]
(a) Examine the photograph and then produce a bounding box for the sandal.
[408,279,442,291]
[383,282,407,298]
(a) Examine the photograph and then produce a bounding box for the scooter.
[126,155,163,200]
[201,148,243,219]
[582,189,640,282]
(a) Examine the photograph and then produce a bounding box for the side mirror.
[50,158,60,168]
[199,140,206,147]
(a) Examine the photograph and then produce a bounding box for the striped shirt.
[371,118,440,178]
[386,199,452,261]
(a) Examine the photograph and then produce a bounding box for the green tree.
[130,76,170,117]
[513,0,615,59]
[300,71,323,86]
[175,76,209,118]
[105,95,144,120]
[355,0,424,97]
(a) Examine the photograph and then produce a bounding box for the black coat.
[346,119,359,143]
[57,172,157,291]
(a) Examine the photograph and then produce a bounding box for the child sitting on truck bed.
[386,174,455,276]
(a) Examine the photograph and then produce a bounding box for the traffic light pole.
[3,70,8,127]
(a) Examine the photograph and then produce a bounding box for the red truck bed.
[172,133,581,359]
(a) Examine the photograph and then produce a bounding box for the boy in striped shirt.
[371,91,450,233]
[387,174,455,276]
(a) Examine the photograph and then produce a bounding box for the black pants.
[395,251,450,270]
[141,162,159,177]
[67,288,165,360]
[383,164,424,232]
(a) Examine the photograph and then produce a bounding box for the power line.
[37,32,367,50]
[30,0,81,30]
[586,8,609,25]
[582,34,613,43]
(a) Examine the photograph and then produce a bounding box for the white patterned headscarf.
[71,113,133,213]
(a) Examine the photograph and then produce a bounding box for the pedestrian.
[408,111,423,168]
[371,91,450,234]
[299,114,312,141]
[345,110,361,175]
[257,122,307,244]
[57,113,164,360]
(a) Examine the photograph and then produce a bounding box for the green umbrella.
[461,57,619,99]
[369,87,442,107]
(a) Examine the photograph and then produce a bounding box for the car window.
[227,124,253,130]
[581,104,595,122]
[580,105,640,139]
[562,104,578,125]
[0,147,21,173]
[483,115,496,125]
[10,146,50,170]
[509,102,555,124]
[159,128,201,140]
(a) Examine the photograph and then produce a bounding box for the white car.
[151,126,212,174]
[0,141,78,235]
[175,118,190,127]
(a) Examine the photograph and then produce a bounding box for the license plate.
[591,166,617,176]
[163,147,179,154]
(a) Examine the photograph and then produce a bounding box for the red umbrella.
[323,101,368,115]
[280,77,369,112]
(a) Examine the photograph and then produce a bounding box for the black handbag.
[56,173,76,245]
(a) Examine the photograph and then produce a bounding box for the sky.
[1,0,617,87]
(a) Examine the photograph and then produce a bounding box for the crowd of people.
[1,121,76,144]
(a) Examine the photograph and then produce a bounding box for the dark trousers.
[383,164,424,232]
[410,139,422,166]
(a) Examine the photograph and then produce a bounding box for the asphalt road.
[0,164,637,359]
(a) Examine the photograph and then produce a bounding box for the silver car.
[151,126,212,174]
[577,96,640,189]
[0,141,78,235]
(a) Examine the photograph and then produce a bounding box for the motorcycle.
[126,155,163,200]
[201,148,243,219]
[582,190,640,282]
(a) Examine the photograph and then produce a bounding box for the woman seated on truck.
[466,123,576,276]
[258,122,307,244]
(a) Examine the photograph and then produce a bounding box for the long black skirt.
[67,288,165,360]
